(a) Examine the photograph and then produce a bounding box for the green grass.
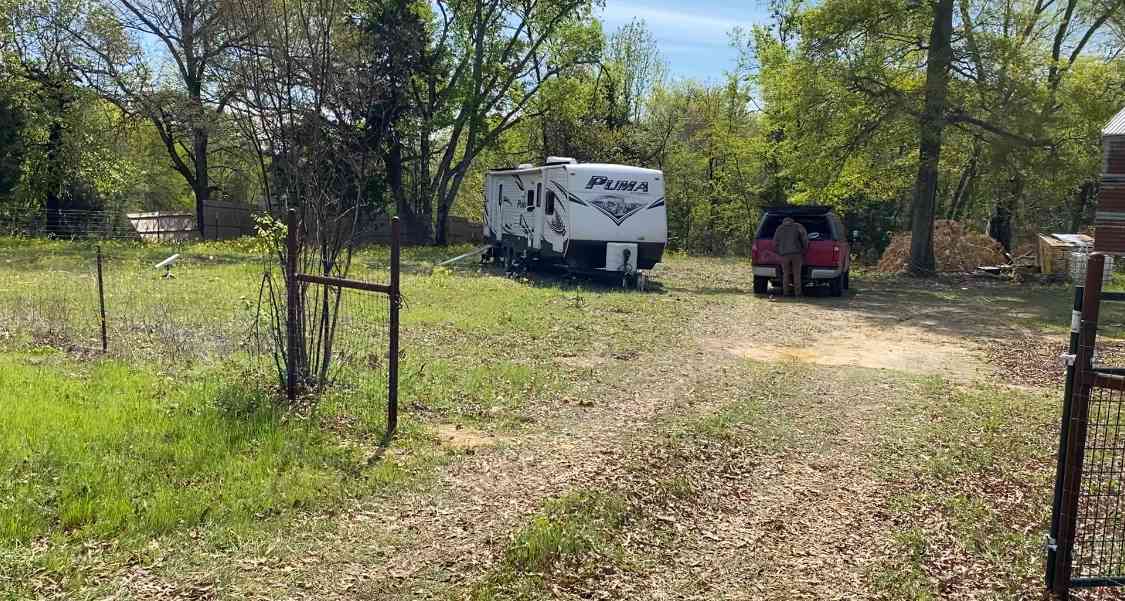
[0,236,709,598]
[505,492,629,573]
[470,491,630,600]
[0,352,419,539]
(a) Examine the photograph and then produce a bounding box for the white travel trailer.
[483,157,667,286]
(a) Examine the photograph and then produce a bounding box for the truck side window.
[545,191,556,216]
[526,190,535,211]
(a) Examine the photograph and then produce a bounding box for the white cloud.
[598,1,760,49]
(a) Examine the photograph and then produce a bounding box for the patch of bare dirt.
[710,325,982,380]
[434,424,497,450]
[704,303,985,382]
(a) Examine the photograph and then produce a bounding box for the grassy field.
[0,236,704,598]
[0,236,1111,599]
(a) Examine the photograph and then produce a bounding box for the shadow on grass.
[812,274,1125,341]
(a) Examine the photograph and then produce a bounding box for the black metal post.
[387,217,401,437]
[286,208,298,403]
[1054,253,1106,596]
[96,245,107,353]
[1048,283,1085,589]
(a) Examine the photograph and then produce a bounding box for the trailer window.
[526,190,535,211]
[498,184,503,205]
[545,191,556,216]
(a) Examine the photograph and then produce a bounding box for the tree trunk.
[988,202,1013,250]
[1071,182,1097,233]
[435,201,450,246]
[193,127,210,239]
[988,175,1022,251]
[44,117,63,234]
[908,0,954,275]
[947,143,979,220]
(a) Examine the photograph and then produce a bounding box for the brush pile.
[876,220,1006,273]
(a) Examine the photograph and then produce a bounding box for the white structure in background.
[483,157,667,288]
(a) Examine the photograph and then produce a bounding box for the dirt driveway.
[120,270,1077,600]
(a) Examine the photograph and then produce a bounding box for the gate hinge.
[1060,353,1077,367]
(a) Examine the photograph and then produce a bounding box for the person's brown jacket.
[773,218,808,256]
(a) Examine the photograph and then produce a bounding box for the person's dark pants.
[780,255,803,297]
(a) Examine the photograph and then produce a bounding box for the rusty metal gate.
[1048,253,1125,593]
[283,208,402,439]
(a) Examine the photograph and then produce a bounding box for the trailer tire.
[753,276,768,295]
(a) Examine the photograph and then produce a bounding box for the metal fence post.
[1053,252,1106,596]
[1047,282,1085,588]
[286,208,298,403]
[387,216,401,437]
[96,245,107,353]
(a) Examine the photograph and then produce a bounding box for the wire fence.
[1071,374,1125,584]
[0,209,140,240]
[0,244,264,363]
[0,205,259,241]
[0,234,399,435]
[295,282,393,434]
[1051,253,1125,594]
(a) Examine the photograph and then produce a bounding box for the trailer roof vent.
[517,163,534,169]
[545,156,578,165]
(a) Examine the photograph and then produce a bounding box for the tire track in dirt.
[115,285,990,600]
[554,363,914,601]
[122,301,767,600]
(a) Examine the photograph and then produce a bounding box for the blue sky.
[596,0,771,83]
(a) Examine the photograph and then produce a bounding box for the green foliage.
[749,0,1125,250]
[2,0,1122,253]
[0,93,24,200]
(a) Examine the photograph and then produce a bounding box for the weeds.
[471,491,630,600]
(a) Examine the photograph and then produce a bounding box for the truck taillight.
[833,245,840,263]
[751,243,758,262]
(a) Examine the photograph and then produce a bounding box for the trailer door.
[541,167,568,255]
[530,180,544,250]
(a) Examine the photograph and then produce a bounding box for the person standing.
[773,217,808,297]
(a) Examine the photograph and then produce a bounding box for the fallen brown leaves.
[983,334,1125,389]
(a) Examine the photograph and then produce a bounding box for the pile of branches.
[877,220,1006,273]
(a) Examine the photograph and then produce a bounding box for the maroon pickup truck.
[751,206,851,296]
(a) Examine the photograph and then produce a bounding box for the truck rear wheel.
[753,276,768,295]
[829,274,844,297]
